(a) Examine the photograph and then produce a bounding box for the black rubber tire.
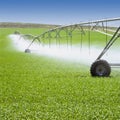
[25,49,31,53]
[14,31,20,35]
[90,60,111,77]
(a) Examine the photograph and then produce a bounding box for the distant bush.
[0,22,59,28]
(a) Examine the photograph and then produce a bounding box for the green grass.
[0,28,120,119]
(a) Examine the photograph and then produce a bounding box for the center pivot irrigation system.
[16,18,120,77]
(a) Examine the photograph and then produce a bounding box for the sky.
[0,0,120,25]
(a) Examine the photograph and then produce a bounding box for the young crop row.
[0,28,120,119]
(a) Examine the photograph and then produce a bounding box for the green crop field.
[0,28,120,120]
